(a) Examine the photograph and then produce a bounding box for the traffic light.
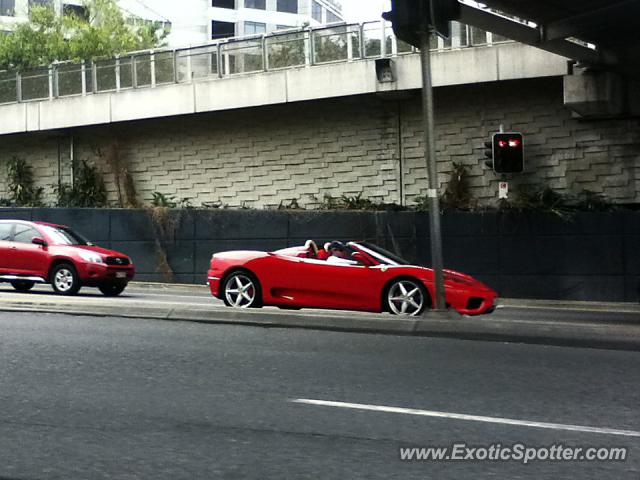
[382,0,426,48]
[430,0,461,38]
[485,133,525,174]
[382,0,461,47]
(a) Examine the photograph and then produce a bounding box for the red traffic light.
[492,133,524,174]
[497,138,521,148]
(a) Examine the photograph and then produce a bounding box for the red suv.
[0,220,134,296]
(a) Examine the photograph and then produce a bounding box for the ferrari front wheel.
[223,272,261,309]
[385,279,428,316]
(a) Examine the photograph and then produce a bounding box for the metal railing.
[0,20,511,105]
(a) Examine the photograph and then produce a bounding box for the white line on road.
[291,399,640,438]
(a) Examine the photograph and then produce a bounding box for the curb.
[1,299,639,351]
[126,282,640,314]
[499,298,640,315]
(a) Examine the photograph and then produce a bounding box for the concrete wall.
[1,77,638,208]
[1,207,638,302]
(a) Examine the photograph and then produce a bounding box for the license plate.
[116,272,127,278]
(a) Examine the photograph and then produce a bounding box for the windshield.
[41,225,91,246]
[351,241,411,266]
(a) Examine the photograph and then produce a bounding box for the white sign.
[499,182,509,199]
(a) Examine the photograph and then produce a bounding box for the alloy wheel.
[387,280,425,316]
[224,274,257,308]
[51,264,80,295]
[54,269,75,292]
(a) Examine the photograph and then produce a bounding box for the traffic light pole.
[419,29,446,311]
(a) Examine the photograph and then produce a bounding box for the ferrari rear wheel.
[223,272,261,309]
[385,279,428,316]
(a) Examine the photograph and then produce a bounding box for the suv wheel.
[98,283,127,297]
[51,263,81,295]
[11,281,35,293]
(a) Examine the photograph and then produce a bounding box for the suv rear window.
[0,223,13,241]
[13,224,39,243]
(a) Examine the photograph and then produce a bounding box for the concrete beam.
[195,72,288,112]
[112,83,196,122]
[458,4,618,67]
[40,95,111,130]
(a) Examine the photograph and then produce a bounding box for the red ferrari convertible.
[207,241,496,316]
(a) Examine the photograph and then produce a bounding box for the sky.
[341,0,389,23]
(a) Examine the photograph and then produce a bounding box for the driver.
[325,241,359,265]
[304,239,319,258]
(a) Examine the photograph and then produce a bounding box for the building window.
[312,0,322,22]
[0,0,15,16]
[326,10,341,24]
[276,24,292,30]
[276,0,297,14]
[212,0,235,8]
[244,0,265,9]
[212,20,235,39]
[63,3,88,19]
[244,21,266,34]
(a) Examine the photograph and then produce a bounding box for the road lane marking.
[291,399,640,438]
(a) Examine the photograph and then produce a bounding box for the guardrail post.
[48,66,54,100]
[16,72,22,102]
[220,43,227,77]
[81,62,86,95]
[262,34,268,71]
[347,28,354,61]
[303,30,310,66]
[54,64,61,98]
[309,28,315,65]
[132,55,138,88]
[91,60,97,93]
[115,55,121,91]
[381,20,387,57]
[172,50,178,83]
[150,50,156,87]
[186,50,192,82]
[359,23,365,58]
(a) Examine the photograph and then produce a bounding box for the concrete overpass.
[0,20,569,136]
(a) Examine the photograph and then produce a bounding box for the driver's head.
[327,241,350,258]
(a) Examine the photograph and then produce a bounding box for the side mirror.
[352,251,374,267]
[32,237,47,247]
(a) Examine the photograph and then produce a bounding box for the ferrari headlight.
[79,251,103,264]
[443,273,475,286]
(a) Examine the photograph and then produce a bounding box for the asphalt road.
[0,309,639,479]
